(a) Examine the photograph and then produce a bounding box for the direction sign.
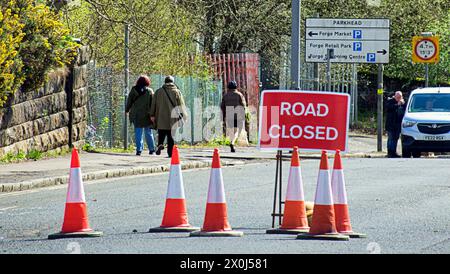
[258,90,350,152]
[412,36,439,63]
[306,18,390,64]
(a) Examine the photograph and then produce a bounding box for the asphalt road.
[1,158,449,254]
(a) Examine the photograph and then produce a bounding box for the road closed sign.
[258,90,350,152]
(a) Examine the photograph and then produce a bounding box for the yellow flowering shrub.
[0,2,25,106]
[0,0,80,107]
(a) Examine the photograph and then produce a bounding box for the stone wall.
[0,46,90,158]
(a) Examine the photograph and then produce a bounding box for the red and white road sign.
[412,36,440,63]
[258,90,350,152]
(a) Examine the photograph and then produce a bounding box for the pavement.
[1,158,449,254]
[0,133,388,193]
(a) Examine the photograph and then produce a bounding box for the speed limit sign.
[412,36,440,63]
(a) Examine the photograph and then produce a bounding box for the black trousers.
[158,129,174,157]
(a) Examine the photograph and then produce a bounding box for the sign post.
[326,49,335,91]
[124,23,130,150]
[377,64,384,152]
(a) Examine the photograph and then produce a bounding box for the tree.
[178,0,291,59]
[63,0,210,77]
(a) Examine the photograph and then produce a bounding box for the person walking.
[385,91,406,158]
[125,75,156,156]
[150,76,187,158]
[221,80,247,153]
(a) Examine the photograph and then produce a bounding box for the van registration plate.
[424,136,445,141]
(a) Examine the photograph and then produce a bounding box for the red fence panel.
[208,53,260,142]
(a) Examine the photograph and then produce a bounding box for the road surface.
[1,158,449,254]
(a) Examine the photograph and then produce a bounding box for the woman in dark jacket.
[125,75,156,156]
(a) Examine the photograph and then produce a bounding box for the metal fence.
[86,62,223,148]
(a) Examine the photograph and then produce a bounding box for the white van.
[401,87,450,158]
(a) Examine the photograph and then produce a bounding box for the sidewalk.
[0,134,386,193]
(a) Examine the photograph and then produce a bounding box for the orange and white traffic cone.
[297,151,349,241]
[267,147,309,234]
[149,145,199,232]
[48,148,103,239]
[190,149,243,237]
[332,150,366,238]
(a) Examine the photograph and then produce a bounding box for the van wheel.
[402,146,412,158]
[412,151,422,158]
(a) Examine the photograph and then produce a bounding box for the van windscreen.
[409,94,450,113]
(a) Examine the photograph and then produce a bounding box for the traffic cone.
[149,146,199,232]
[48,148,103,239]
[267,147,309,234]
[297,151,349,241]
[190,149,243,237]
[332,150,366,238]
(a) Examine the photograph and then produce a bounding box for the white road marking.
[0,206,18,211]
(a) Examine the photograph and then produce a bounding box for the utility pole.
[123,24,130,150]
[290,0,301,90]
[377,64,384,152]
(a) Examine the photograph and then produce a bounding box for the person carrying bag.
[150,76,187,158]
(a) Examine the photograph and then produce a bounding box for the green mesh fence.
[87,64,223,148]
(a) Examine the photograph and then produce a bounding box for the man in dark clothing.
[221,81,247,153]
[385,91,406,158]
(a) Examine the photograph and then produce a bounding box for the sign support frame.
[271,151,284,228]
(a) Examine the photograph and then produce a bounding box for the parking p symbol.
[367,53,376,62]
[353,30,362,39]
[353,42,362,52]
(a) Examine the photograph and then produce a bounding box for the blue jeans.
[135,127,156,153]
[387,130,400,152]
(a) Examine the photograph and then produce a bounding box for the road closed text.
[268,124,338,140]
[268,102,338,141]
[258,91,350,151]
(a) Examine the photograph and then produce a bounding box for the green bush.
[208,136,231,146]
[0,3,25,104]
[82,143,95,152]
[26,149,43,161]
[0,0,80,107]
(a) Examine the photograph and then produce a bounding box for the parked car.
[401,87,450,158]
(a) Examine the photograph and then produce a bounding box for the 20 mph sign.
[258,90,350,152]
